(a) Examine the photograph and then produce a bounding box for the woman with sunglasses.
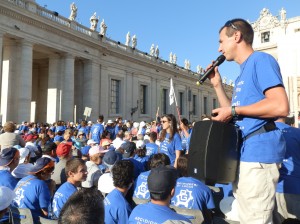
[159,114,183,168]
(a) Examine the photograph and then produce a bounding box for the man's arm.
[212,86,289,122]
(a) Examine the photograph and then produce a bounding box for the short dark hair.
[149,132,157,142]
[58,188,104,224]
[149,153,170,169]
[112,160,134,189]
[176,155,188,177]
[65,158,86,177]
[220,18,254,45]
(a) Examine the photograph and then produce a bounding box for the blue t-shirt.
[275,122,300,194]
[106,126,116,140]
[232,52,286,163]
[56,126,66,133]
[123,158,145,180]
[0,169,18,190]
[133,155,149,170]
[145,143,158,156]
[171,177,215,211]
[128,202,191,223]
[160,133,182,165]
[90,123,104,144]
[52,182,77,219]
[13,175,51,222]
[78,126,89,138]
[104,188,132,224]
[133,170,150,200]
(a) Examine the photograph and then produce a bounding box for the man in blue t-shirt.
[89,116,104,144]
[209,19,289,223]
[104,160,134,224]
[145,132,159,157]
[52,158,87,219]
[171,155,215,223]
[273,118,300,222]
[0,148,19,190]
[134,153,171,200]
[129,166,191,223]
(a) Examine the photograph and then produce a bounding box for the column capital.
[20,39,33,47]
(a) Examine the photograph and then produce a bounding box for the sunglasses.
[161,120,168,124]
[224,20,238,30]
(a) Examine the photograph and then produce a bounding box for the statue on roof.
[125,32,131,46]
[90,12,99,31]
[173,54,177,64]
[154,45,159,58]
[69,2,77,21]
[150,44,155,56]
[132,35,137,48]
[100,19,107,36]
[280,8,286,21]
[169,52,173,63]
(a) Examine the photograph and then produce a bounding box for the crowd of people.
[0,18,300,224]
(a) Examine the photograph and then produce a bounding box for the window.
[213,99,217,109]
[203,96,208,115]
[110,79,120,114]
[162,89,167,115]
[261,31,270,43]
[140,85,147,114]
[192,95,197,115]
[179,92,184,115]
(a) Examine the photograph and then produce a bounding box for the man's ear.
[235,31,243,43]
[170,188,175,197]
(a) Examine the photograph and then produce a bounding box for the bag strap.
[14,177,36,193]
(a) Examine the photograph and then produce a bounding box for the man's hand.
[211,107,232,123]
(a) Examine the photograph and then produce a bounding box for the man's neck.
[150,198,170,206]
[67,179,81,187]
[116,187,128,196]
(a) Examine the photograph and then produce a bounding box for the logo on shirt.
[135,182,149,199]
[174,189,194,208]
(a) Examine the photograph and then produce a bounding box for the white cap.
[107,120,114,124]
[87,139,97,145]
[88,121,92,124]
[139,121,146,128]
[0,186,16,211]
[136,140,145,149]
[133,122,139,128]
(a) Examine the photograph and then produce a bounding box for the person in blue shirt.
[13,157,55,223]
[273,118,300,222]
[52,158,87,219]
[179,118,192,154]
[133,153,170,200]
[145,132,159,157]
[171,155,215,223]
[159,114,183,167]
[0,147,19,190]
[89,116,105,144]
[209,18,289,223]
[129,165,191,223]
[105,120,116,140]
[104,160,134,224]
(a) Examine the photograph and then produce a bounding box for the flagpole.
[174,92,182,123]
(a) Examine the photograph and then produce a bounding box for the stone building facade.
[0,0,232,124]
[251,8,300,126]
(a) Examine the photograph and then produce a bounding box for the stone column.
[17,40,33,123]
[1,40,17,123]
[61,54,75,122]
[83,60,100,121]
[125,71,133,120]
[99,65,109,119]
[150,77,158,120]
[47,56,60,124]
[0,31,4,122]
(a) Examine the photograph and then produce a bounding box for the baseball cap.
[101,139,112,147]
[136,140,145,149]
[18,148,30,163]
[148,165,178,194]
[121,142,136,158]
[87,139,97,145]
[103,150,120,166]
[56,142,72,157]
[0,186,16,211]
[107,120,114,124]
[25,134,38,142]
[42,142,57,153]
[0,147,19,166]
[29,157,55,173]
[89,145,109,156]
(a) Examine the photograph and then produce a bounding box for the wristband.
[231,106,237,117]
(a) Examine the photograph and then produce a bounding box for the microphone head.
[196,81,200,86]
[216,55,226,66]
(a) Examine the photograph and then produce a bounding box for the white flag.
[169,78,175,105]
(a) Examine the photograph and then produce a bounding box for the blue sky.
[36,0,299,82]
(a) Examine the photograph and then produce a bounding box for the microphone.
[197,55,226,85]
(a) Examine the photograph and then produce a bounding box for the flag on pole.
[169,78,175,105]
